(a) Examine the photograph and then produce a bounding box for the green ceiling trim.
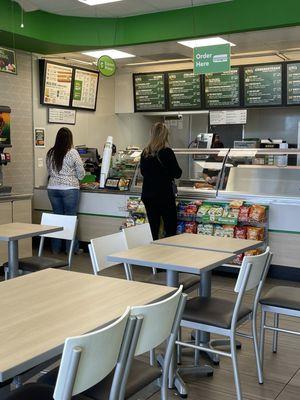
[1,0,300,54]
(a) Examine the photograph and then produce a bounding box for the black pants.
[142,197,177,240]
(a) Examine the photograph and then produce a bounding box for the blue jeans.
[47,189,80,253]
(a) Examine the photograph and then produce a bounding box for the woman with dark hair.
[140,122,182,240]
[47,127,85,253]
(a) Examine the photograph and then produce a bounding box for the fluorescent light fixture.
[178,37,235,48]
[83,49,135,60]
[78,0,123,5]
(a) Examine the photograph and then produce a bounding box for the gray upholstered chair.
[177,248,272,400]
[259,286,300,364]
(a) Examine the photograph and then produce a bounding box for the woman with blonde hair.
[140,122,182,240]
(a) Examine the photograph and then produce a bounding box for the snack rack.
[177,199,269,266]
[123,196,147,228]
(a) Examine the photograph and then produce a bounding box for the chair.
[4,308,134,400]
[123,223,200,292]
[259,286,300,367]
[38,287,187,400]
[88,231,132,280]
[83,286,187,400]
[4,213,78,279]
[177,248,272,400]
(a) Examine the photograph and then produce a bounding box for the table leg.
[8,240,19,279]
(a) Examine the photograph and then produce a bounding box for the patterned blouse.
[47,148,85,189]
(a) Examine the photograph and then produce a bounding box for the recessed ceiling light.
[178,37,236,48]
[78,0,123,5]
[83,49,135,60]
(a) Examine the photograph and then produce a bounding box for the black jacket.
[140,147,182,201]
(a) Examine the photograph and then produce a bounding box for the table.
[0,269,174,382]
[108,244,235,396]
[0,223,63,279]
[154,233,263,254]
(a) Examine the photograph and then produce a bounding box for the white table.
[108,244,235,396]
[0,269,174,382]
[0,223,63,279]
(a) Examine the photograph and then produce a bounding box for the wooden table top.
[154,233,263,254]
[0,269,174,381]
[108,244,235,275]
[0,222,63,241]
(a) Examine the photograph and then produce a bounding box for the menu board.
[42,61,73,107]
[134,73,166,111]
[167,71,201,110]
[287,62,300,105]
[72,68,99,110]
[205,68,240,108]
[244,64,282,107]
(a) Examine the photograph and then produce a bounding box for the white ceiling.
[48,26,300,69]
[15,0,232,18]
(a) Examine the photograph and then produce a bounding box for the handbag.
[156,153,178,196]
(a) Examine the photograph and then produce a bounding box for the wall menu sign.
[244,63,282,107]
[72,68,99,110]
[42,61,73,107]
[205,67,240,108]
[48,108,76,125]
[167,71,201,110]
[287,62,300,105]
[133,73,166,111]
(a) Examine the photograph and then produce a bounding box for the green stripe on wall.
[1,0,300,53]
[269,229,300,235]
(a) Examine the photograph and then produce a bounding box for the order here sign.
[194,43,231,75]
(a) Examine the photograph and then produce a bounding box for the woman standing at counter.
[140,122,182,240]
[47,127,85,253]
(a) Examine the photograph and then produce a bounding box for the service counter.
[33,186,300,271]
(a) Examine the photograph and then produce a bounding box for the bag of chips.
[176,221,186,235]
[238,206,250,222]
[249,205,266,223]
[247,226,264,241]
[185,222,197,234]
[234,226,247,239]
[197,223,214,236]
[197,204,212,218]
[232,253,244,265]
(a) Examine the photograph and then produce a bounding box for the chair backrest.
[123,223,153,248]
[40,213,77,241]
[130,286,183,356]
[89,231,128,274]
[234,247,271,293]
[53,307,130,400]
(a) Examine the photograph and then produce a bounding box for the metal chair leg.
[150,349,156,367]
[259,310,266,370]
[252,315,263,384]
[177,327,182,365]
[272,314,279,353]
[4,266,8,281]
[194,330,200,366]
[230,333,243,400]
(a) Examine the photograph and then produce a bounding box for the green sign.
[134,73,166,111]
[97,55,116,77]
[287,62,300,105]
[73,80,83,100]
[167,71,201,110]
[244,64,282,106]
[194,44,231,75]
[205,67,240,108]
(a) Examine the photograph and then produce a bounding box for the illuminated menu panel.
[244,64,282,106]
[287,62,300,105]
[167,71,201,110]
[134,73,166,111]
[205,68,240,108]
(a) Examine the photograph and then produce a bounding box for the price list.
[205,68,240,108]
[244,64,282,106]
[287,62,300,105]
[167,71,201,110]
[134,73,166,111]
